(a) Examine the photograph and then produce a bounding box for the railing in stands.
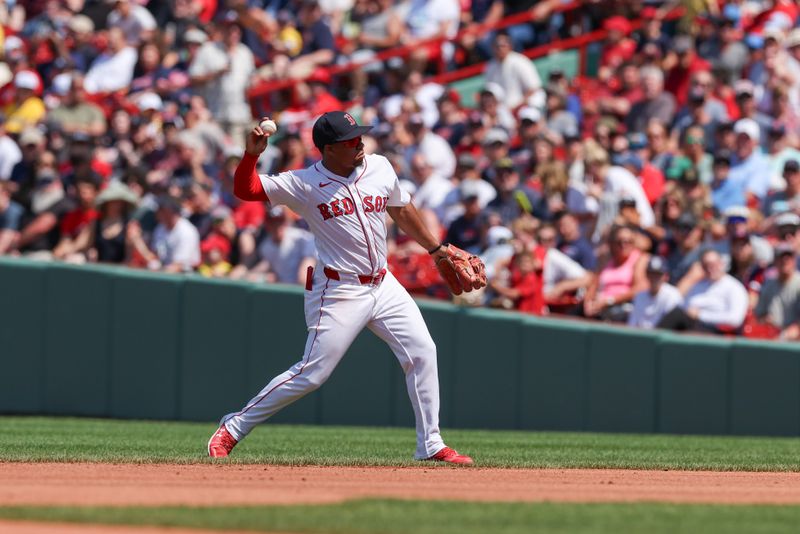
[247,4,684,111]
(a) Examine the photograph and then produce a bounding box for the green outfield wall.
[1,258,798,436]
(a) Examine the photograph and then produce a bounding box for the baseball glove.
[433,244,488,295]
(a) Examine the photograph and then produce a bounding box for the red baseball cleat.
[207,424,238,458]
[426,446,474,465]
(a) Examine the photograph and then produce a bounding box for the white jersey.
[258,154,411,276]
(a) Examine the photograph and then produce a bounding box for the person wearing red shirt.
[52,175,100,262]
[664,35,712,107]
[490,247,548,315]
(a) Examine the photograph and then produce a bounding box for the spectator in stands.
[628,255,683,329]
[84,27,138,94]
[14,169,72,259]
[484,30,544,110]
[763,159,800,216]
[441,153,496,224]
[728,226,767,308]
[404,113,456,181]
[664,35,711,107]
[89,180,138,264]
[47,73,107,138]
[536,223,590,309]
[660,249,749,333]
[127,195,200,273]
[710,149,747,213]
[626,66,676,134]
[555,211,596,271]
[489,247,546,315]
[445,180,484,254]
[4,71,45,134]
[107,0,157,46]
[0,118,22,182]
[409,152,453,224]
[275,0,337,80]
[583,225,649,322]
[729,118,772,201]
[52,174,101,262]
[486,157,541,225]
[733,80,772,146]
[250,206,316,284]
[754,243,800,340]
[644,120,674,174]
[0,181,23,255]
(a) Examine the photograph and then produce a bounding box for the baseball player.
[208,111,486,464]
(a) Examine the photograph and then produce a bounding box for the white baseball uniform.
[221,154,446,459]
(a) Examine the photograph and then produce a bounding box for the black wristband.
[428,244,443,255]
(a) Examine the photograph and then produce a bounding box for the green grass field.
[2,416,800,470]
[1,416,800,533]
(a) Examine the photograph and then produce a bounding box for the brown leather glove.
[431,244,488,295]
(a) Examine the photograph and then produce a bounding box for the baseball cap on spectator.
[51,72,72,96]
[137,92,163,112]
[19,127,44,146]
[483,128,510,146]
[481,82,506,102]
[734,118,760,142]
[4,36,25,60]
[201,233,231,258]
[722,3,741,24]
[457,153,477,169]
[770,200,791,215]
[776,212,800,229]
[769,124,787,139]
[487,225,513,246]
[603,16,631,35]
[494,157,515,171]
[646,256,668,274]
[612,152,643,172]
[688,85,706,104]
[14,70,39,91]
[628,132,648,150]
[676,212,697,230]
[783,160,800,174]
[641,6,658,19]
[734,79,755,98]
[518,106,542,124]
[775,242,796,257]
[724,205,750,225]
[714,150,733,166]
[672,35,694,54]
[744,33,764,50]
[619,196,637,209]
[68,14,94,34]
[460,180,481,201]
[156,195,182,214]
[185,28,208,45]
[211,205,232,222]
[311,111,372,150]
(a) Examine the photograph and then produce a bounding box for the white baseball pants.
[222,269,445,459]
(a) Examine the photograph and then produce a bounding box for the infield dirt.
[2,463,800,507]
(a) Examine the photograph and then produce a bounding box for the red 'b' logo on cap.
[344,113,356,126]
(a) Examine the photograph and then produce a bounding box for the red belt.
[323,266,386,286]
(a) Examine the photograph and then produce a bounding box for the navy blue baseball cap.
[312,111,372,150]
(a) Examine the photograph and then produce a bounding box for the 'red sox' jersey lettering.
[317,195,389,221]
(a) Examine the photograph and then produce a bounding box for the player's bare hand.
[245,118,272,156]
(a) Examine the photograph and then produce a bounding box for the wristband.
[428,244,443,255]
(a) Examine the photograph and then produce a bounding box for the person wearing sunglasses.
[208,111,480,465]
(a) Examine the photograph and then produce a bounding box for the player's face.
[329,136,365,166]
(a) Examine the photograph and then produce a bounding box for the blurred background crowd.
[1,0,800,340]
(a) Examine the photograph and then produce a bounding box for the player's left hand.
[432,244,487,295]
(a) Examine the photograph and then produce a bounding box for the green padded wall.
[452,308,522,429]
[179,277,250,421]
[3,258,800,438]
[110,271,182,420]
[658,335,732,435]
[247,284,318,424]
[0,261,46,412]
[42,265,113,416]
[586,326,658,433]
[729,339,800,436]
[519,317,588,430]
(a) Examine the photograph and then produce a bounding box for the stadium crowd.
[1,0,800,340]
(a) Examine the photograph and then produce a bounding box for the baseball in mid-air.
[259,119,277,135]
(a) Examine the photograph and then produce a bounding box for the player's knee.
[304,369,332,390]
